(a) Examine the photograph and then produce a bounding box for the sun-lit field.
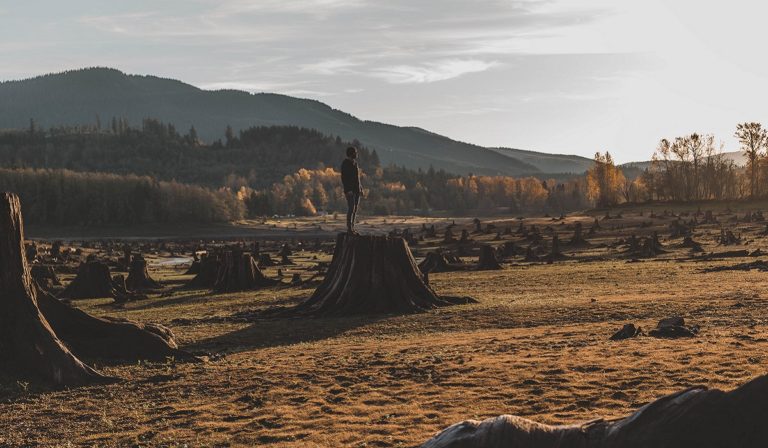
[3,204,768,447]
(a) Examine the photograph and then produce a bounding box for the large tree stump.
[477,245,502,270]
[286,234,476,316]
[213,251,280,293]
[0,193,106,386]
[125,254,162,291]
[0,193,193,387]
[185,255,220,289]
[422,374,768,448]
[59,261,121,300]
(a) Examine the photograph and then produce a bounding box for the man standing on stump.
[341,146,362,235]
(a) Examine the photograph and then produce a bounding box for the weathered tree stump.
[419,252,468,274]
[278,243,293,258]
[637,231,665,257]
[185,255,221,289]
[126,254,162,291]
[280,252,294,265]
[25,242,38,262]
[718,228,741,245]
[501,241,517,258]
[59,261,122,300]
[120,244,132,270]
[184,260,201,275]
[477,245,502,270]
[283,234,476,316]
[0,193,106,386]
[568,222,589,246]
[524,246,540,262]
[258,253,278,267]
[682,236,704,252]
[422,374,768,448]
[50,240,62,259]
[31,265,61,288]
[0,193,191,387]
[213,251,279,293]
[546,235,567,262]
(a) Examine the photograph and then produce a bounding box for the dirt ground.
[2,204,768,447]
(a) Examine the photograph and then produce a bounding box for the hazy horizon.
[2,0,768,163]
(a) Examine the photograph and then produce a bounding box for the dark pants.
[345,191,360,230]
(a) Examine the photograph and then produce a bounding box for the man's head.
[346,146,358,159]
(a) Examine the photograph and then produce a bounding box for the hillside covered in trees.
[0,67,540,177]
[0,121,380,189]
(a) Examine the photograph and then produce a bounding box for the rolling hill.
[0,68,543,177]
[491,147,594,174]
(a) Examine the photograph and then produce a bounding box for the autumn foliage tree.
[586,152,625,207]
[735,122,768,198]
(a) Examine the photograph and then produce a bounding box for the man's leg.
[351,193,360,231]
[346,192,355,232]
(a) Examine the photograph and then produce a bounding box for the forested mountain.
[0,68,540,176]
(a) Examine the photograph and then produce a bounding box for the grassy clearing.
[2,205,768,446]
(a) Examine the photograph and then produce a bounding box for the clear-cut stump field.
[284,233,476,316]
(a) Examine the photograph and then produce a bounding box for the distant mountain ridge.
[491,147,594,174]
[0,68,542,177]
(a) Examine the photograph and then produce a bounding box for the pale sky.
[1,0,767,162]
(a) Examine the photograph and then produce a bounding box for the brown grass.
[2,206,768,447]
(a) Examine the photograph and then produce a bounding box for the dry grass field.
[2,204,768,447]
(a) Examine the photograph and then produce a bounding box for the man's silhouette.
[341,146,362,234]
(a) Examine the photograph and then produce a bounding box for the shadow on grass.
[123,290,229,311]
[186,313,386,354]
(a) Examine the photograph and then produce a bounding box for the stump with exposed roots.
[285,234,476,316]
[213,251,280,293]
[126,254,162,291]
[0,193,192,387]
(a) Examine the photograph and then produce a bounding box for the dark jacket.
[341,158,361,193]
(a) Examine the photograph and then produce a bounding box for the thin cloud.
[300,58,362,75]
[372,59,498,84]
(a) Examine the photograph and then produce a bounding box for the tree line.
[585,123,768,206]
[4,118,768,224]
[0,168,244,225]
[0,119,379,189]
[242,165,590,217]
